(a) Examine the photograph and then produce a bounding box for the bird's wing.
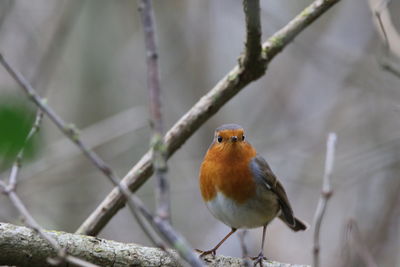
[250,155,296,227]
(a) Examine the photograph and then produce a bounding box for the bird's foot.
[251,252,267,267]
[195,248,217,258]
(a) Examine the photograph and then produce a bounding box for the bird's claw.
[195,248,216,258]
[251,252,267,267]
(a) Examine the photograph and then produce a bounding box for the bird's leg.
[195,228,237,257]
[252,225,268,267]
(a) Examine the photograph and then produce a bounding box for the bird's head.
[214,124,246,146]
[205,123,256,163]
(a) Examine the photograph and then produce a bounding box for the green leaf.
[0,95,40,169]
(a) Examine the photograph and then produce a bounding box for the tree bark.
[0,222,309,267]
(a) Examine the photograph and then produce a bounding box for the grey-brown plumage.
[250,155,307,231]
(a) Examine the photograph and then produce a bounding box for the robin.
[197,124,307,266]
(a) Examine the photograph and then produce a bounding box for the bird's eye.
[217,136,223,143]
[242,135,245,141]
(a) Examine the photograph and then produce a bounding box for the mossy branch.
[0,223,309,267]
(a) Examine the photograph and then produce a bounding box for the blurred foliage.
[0,94,39,170]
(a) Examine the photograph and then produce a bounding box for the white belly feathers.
[205,190,280,229]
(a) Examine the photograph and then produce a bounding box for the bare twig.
[0,99,97,267]
[381,61,400,77]
[0,53,202,266]
[115,192,202,266]
[345,219,378,267]
[375,11,390,51]
[371,0,394,53]
[369,0,400,78]
[0,54,122,187]
[136,1,203,265]
[76,0,341,237]
[1,59,154,245]
[7,110,43,189]
[118,183,203,266]
[312,132,337,267]
[0,54,154,240]
[138,0,170,221]
[0,106,148,182]
[3,0,82,186]
[0,182,97,267]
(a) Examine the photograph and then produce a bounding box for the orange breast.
[199,142,257,204]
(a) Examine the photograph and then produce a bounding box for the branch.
[0,53,201,265]
[138,0,170,221]
[124,192,203,266]
[0,53,137,220]
[0,52,162,241]
[0,107,96,267]
[241,0,263,71]
[0,223,310,267]
[0,54,121,187]
[136,0,171,249]
[77,0,341,237]
[0,185,96,267]
[8,110,43,188]
[312,132,337,267]
[0,106,148,182]
[135,2,204,266]
[369,0,400,78]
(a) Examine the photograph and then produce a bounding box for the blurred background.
[1,0,400,266]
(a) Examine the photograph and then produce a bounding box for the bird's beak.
[231,136,238,142]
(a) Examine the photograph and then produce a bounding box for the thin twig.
[0,100,97,267]
[312,132,337,267]
[0,181,97,267]
[372,0,391,51]
[370,0,400,78]
[137,1,215,264]
[138,0,170,221]
[8,111,43,189]
[124,192,203,267]
[4,0,80,186]
[0,106,148,182]
[0,53,159,241]
[0,53,122,186]
[345,219,378,267]
[373,0,391,52]
[120,184,166,249]
[76,0,341,237]
[0,54,202,266]
[381,61,400,78]
[0,54,163,248]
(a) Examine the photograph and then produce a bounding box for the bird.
[197,124,307,266]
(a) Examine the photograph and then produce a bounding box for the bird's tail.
[279,215,308,231]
